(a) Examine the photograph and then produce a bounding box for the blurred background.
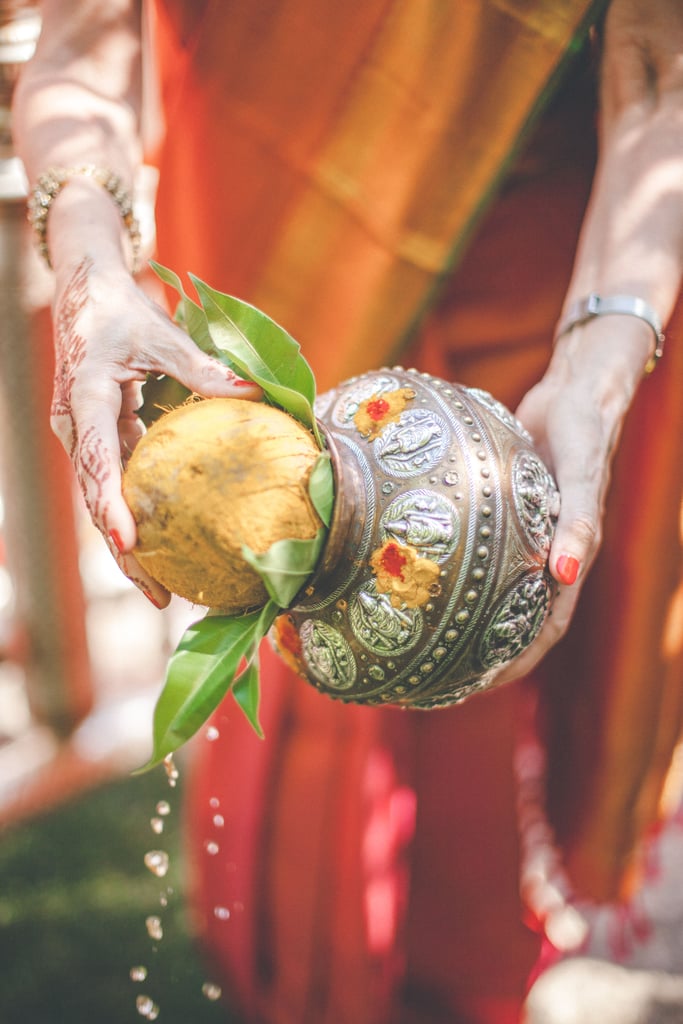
[0,5,237,1020]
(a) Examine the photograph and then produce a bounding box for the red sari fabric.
[147,2,683,1021]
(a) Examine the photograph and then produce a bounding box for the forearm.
[559,0,683,388]
[12,0,144,276]
[506,0,683,660]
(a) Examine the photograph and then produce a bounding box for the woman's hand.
[51,255,262,607]
[492,313,655,685]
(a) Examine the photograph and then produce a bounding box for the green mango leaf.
[242,528,326,608]
[135,610,263,772]
[191,275,316,402]
[230,599,278,737]
[232,659,264,738]
[150,261,215,355]
[191,276,323,446]
[308,452,335,528]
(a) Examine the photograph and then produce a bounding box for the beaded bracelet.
[27,164,141,273]
[556,293,665,374]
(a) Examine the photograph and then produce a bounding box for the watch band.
[556,293,665,374]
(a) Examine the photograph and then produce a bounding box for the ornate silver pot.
[276,367,560,708]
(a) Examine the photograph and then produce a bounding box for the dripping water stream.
[129,742,226,1018]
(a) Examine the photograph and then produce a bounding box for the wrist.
[556,293,665,375]
[29,168,141,276]
[552,313,656,416]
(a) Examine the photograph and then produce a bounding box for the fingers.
[61,381,170,608]
[157,331,263,402]
[77,425,171,608]
[119,380,146,463]
[491,583,581,687]
[110,545,172,610]
[516,383,607,591]
[546,409,607,590]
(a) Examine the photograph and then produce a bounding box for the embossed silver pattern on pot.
[283,368,560,708]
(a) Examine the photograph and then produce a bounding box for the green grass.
[0,766,239,1024]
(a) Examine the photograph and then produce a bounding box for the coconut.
[122,397,323,611]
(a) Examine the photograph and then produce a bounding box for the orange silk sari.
[147,2,683,1021]
[149,0,601,391]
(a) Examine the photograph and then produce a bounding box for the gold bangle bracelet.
[27,164,142,273]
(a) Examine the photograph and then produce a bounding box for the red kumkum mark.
[379,541,407,580]
[366,397,391,421]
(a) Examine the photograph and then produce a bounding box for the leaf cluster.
[137,267,334,771]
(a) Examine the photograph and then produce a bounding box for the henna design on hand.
[52,257,115,536]
[52,256,91,458]
[77,423,112,532]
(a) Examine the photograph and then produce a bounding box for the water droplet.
[214,906,231,921]
[150,817,164,835]
[136,994,160,1019]
[209,797,220,809]
[202,982,222,1002]
[130,966,148,982]
[156,801,171,817]
[206,725,220,742]
[159,894,168,908]
[144,850,170,878]
[204,840,220,856]
[212,814,225,828]
[145,915,163,941]
[164,754,179,787]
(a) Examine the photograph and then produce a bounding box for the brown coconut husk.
[123,397,323,611]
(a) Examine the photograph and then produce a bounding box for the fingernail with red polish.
[109,529,125,553]
[143,589,163,609]
[233,379,256,388]
[556,554,580,586]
